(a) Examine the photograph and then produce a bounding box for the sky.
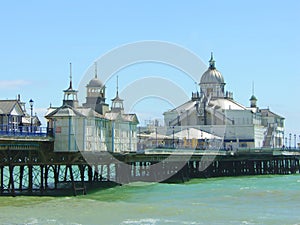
[0,1,299,135]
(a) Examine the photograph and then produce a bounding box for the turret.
[63,63,79,108]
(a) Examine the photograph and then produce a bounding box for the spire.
[63,62,78,108]
[250,81,257,107]
[94,62,98,79]
[111,75,124,112]
[69,62,73,90]
[209,52,216,69]
[116,75,119,97]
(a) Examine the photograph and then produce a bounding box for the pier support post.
[40,165,44,194]
[28,165,33,193]
[67,165,76,196]
[0,166,3,194]
[107,164,110,181]
[88,165,93,183]
[9,165,15,196]
[54,165,59,189]
[100,165,104,180]
[19,165,24,191]
[93,165,99,181]
[44,165,49,190]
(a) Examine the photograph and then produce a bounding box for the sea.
[1,174,300,225]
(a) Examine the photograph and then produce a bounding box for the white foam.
[121,218,159,225]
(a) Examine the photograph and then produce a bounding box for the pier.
[1,135,300,196]
[1,53,293,196]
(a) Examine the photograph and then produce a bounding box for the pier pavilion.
[163,54,284,149]
[45,63,139,153]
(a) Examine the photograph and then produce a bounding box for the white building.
[45,63,139,152]
[163,53,284,149]
[0,95,41,133]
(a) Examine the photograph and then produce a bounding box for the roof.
[76,108,104,118]
[200,53,224,84]
[260,108,284,119]
[87,77,103,87]
[172,127,222,140]
[45,104,85,118]
[165,100,196,114]
[22,115,41,126]
[166,97,247,116]
[122,114,139,123]
[138,132,171,139]
[164,97,250,127]
[200,68,224,84]
[250,95,257,101]
[105,112,139,123]
[0,100,24,115]
[45,104,107,120]
[111,95,124,102]
[45,107,58,117]
[210,98,247,110]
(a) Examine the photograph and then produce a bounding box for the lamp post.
[283,131,285,147]
[289,133,292,149]
[29,99,34,133]
[294,134,297,149]
[172,126,175,149]
[155,127,158,148]
[187,128,190,148]
[285,137,287,149]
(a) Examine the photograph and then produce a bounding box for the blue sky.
[0,1,299,135]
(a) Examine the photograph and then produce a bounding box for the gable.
[10,104,24,116]
[46,105,85,118]
[0,100,24,116]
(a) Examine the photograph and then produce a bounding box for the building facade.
[45,63,139,152]
[0,95,41,134]
[164,54,284,149]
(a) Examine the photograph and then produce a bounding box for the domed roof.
[250,95,257,101]
[87,62,103,87]
[200,69,224,84]
[87,77,103,87]
[200,53,224,84]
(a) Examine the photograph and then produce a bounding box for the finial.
[252,81,255,96]
[209,52,216,69]
[94,62,98,79]
[69,62,73,89]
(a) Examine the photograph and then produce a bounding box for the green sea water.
[1,174,300,225]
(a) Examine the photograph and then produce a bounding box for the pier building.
[45,63,138,152]
[0,95,41,134]
[0,57,298,197]
[164,53,284,149]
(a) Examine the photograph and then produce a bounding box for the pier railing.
[0,125,48,137]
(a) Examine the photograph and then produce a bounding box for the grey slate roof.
[105,112,139,123]
[260,109,284,119]
[45,104,85,118]
[0,100,23,115]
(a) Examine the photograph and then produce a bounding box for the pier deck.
[0,137,299,196]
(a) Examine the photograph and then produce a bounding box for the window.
[207,88,213,96]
